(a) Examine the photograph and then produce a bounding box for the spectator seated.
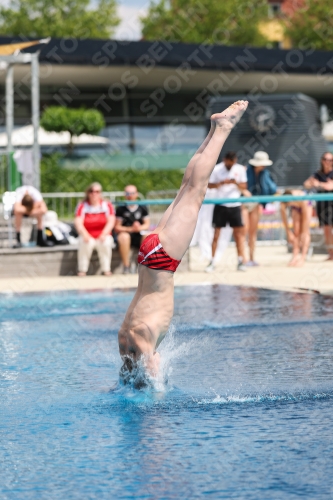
[114,185,150,274]
[74,183,115,277]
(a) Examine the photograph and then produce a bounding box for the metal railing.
[146,189,178,226]
[125,193,333,205]
[136,192,324,249]
[41,191,144,220]
[0,191,329,252]
[147,194,320,251]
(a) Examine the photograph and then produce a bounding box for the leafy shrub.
[41,153,183,196]
[40,107,105,152]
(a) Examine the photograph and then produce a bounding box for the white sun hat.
[248,151,273,167]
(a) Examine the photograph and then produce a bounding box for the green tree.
[141,0,269,46]
[284,0,333,51]
[40,106,105,153]
[0,0,119,39]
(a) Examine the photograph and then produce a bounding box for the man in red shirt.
[75,183,115,276]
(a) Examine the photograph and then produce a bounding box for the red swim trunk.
[137,233,181,273]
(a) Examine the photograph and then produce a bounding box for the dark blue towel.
[247,165,277,197]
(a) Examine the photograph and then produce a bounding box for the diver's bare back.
[118,263,174,359]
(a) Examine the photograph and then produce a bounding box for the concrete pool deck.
[0,244,332,295]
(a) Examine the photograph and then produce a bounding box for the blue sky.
[115,0,150,40]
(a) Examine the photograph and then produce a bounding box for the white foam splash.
[158,322,211,389]
[193,391,333,405]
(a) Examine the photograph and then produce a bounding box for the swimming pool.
[1,285,333,499]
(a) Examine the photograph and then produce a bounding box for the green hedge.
[41,153,184,195]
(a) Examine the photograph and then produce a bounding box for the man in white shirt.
[14,185,52,247]
[206,151,247,272]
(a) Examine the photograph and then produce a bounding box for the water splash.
[194,390,333,406]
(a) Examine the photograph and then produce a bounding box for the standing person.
[118,100,248,387]
[304,152,333,260]
[280,190,312,267]
[245,151,277,266]
[13,185,52,247]
[75,183,115,276]
[114,185,150,274]
[205,151,247,273]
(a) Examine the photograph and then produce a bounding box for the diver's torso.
[118,265,174,353]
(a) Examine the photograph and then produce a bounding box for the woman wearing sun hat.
[244,151,277,266]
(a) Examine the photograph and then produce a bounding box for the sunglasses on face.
[125,191,137,196]
[89,190,101,193]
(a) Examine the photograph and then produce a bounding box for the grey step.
[0,246,190,277]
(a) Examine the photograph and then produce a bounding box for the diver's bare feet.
[211,100,248,131]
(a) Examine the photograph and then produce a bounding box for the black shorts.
[317,200,333,226]
[114,231,142,248]
[212,205,243,228]
[130,232,142,248]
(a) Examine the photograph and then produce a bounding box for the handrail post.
[31,53,40,190]
[5,63,13,247]
[6,63,13,192]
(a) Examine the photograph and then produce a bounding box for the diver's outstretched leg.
[159,100,248,260]
[155,121,216,232]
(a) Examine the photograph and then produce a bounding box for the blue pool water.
[1,285,333,499]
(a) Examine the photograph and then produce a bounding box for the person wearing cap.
[245,151,277,266]
[114,185,150,274]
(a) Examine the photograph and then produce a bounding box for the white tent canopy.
[0,125,109,147]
